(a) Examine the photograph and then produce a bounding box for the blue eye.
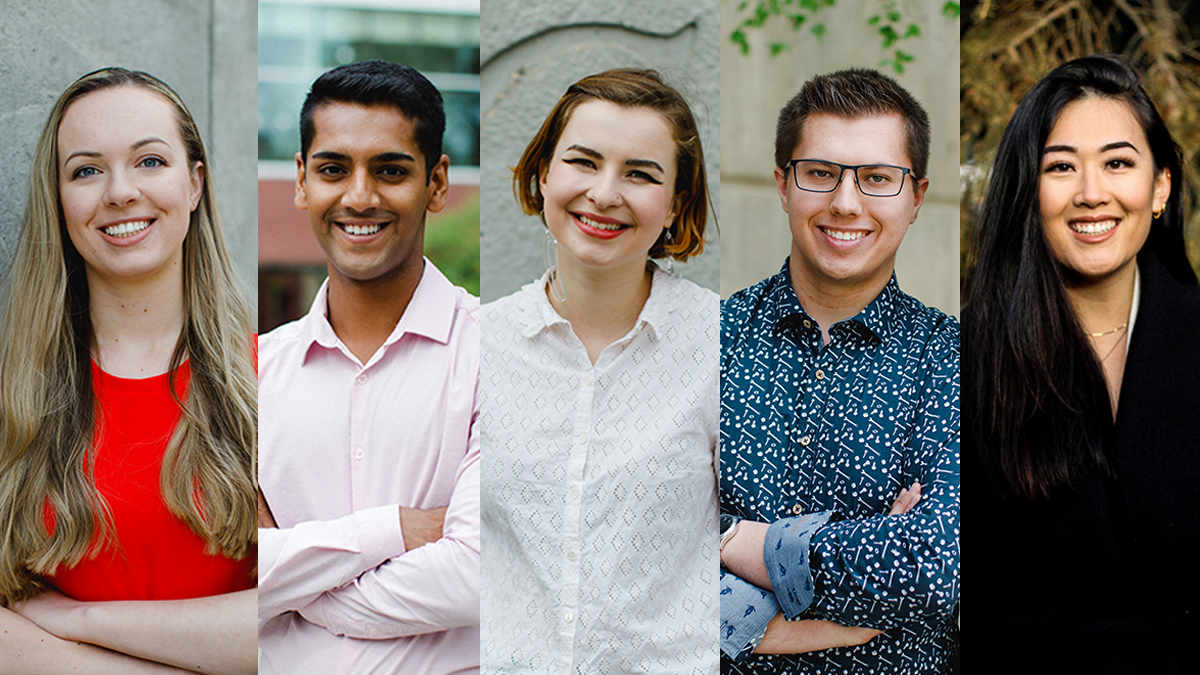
[73,166,99,179]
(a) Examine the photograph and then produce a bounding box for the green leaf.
[738,1,748,11]
[888,10,900,21]
[731,29,750,55]
[869,14,881,25]
[904,24,920,38]
[896,49,914,63]
[880,25,898,47]
[942,1,960,18]
[789,12,807,29]
[800,0,819,11]
[770,42,791,56]
[811,22,827,39]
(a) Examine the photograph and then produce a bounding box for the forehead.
[553,100,677,171]
[58,86,183,154]
[1046,97,1147,149]
[308,102,422,161]
[793,112,910,167]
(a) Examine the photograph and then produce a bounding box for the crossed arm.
[722,483,925,656]
[258,424,480,639]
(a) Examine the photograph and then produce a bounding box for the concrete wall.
[0,0,257,306]
[480,0,721,303]
[720,0,959,315]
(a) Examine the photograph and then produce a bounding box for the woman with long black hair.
[963,54,1198,673]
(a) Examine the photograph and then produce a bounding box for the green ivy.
[731,0,960,74]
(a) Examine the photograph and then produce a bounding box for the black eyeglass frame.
[785,159,915,197]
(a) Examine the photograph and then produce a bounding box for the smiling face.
[538,100,680,278]
[295,102,448,287]
[1038,96,1170,283]
[774,113,927,297]
[58,86,203,288]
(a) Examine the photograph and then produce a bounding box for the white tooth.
[1070,219,1117,235]
[579,215,623,231]
[825,229,866,241]
[103,220,151,237]
[345,224,381,235]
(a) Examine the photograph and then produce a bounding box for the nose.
[342,168,380,212]
[586,169,623,210]
[104,167,140,207]
[1074,165,1109,207]
[828,167,863,217]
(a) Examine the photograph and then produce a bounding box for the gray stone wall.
[720,0,960,315]
[480,0,721,302]
[0,0,257,307]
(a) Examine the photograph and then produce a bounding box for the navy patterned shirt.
[721,261,960,674]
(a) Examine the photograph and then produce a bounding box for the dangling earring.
[664,228,675,276]
[1153,204,1166,219]
[542,215,567,303]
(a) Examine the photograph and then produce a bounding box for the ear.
[189,162,205,212]
[425,154,450,214]
[293,152,308,211]
[1153,167,1171,216]
[909,176,930,223]
[667,191,685,229]
[774,165,790,213]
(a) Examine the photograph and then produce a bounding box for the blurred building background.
[479,0,721,302]
[0,0,257,315]
[720,0,960,315]
[258,0,480,333]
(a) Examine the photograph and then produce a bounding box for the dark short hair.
[299,60,445,181]
[512,68,710,261]
[775,68,930,179]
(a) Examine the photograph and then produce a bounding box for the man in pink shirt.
[257,60,480,675]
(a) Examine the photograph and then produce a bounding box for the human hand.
[755,612,882,654]
[10,588,85,642]
[258,487,277,528]
[399,506,447,551]
[888,481,921,515]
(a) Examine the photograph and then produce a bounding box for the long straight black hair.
[963,54,1195,501]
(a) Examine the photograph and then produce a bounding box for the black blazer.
[965,249,1200,674]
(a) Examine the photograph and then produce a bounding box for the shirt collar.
[769,258,901,343]
[515,264,672,341]
[297,258,458,364]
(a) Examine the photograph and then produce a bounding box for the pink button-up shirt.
[258,261,480,675]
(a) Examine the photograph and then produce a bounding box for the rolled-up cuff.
[720,569,778,661]
[764,510,835,619]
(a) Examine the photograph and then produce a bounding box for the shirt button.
[569,488,580,501]
[367,626,379,636]
[356,373,368,385]
[803,319,812,328]
[584,373,594,387]
[799,435,811,446]
[578,434,588,445]
[792,504,803,515]
[354,448,365,460]
[567,550,577,562]
[564,611,575,623]
[815,369,826,380]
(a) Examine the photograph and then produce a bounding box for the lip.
[98,217,156,246]
[572,211,629,240]
[817,225,872,249]
[1067,215,1120,243]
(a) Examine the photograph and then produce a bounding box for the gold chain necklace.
[1086,321,1128,338]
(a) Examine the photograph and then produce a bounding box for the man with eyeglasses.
[719,69,960,674]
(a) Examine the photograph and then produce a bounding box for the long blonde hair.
[0,68,257,601]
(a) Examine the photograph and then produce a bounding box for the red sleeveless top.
[45,360,255,601]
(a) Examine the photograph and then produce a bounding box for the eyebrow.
[63,137,171,165]
[310,150,417,163]
[564,144,665,173]
[1043,141,1140,154]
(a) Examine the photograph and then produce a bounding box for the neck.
[87,267,186,378]
[548,253,653,364]
[1063,261,1137,337]
[326,257,425,364]
[788,256,891,344]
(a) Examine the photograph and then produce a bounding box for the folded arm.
[296,431,480,638]
[3,598,228,675]
[720,485,922,660]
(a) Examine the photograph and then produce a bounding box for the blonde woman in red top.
[0,68,257,674]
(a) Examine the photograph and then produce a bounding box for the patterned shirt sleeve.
[719,569,778,661]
